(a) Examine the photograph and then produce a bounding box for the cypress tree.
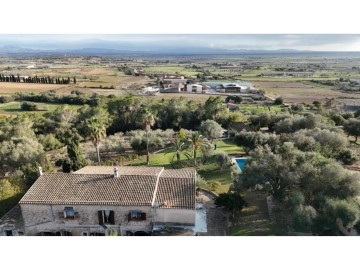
[67,141,88,171]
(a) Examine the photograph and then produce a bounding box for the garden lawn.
[128,138,244,194]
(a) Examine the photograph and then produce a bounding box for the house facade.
[19,166,196,236]
[186,83,203,93]
[216,83,249,93]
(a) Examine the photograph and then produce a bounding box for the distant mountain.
[0,44,360,57]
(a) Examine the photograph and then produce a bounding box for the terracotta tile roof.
[73,166,163,176]
[19,167,197,210]
[155,176,196,210]
[160,169,196,179]
[20,174,158,206]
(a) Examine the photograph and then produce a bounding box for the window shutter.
[141,213,146,220]
[98,211,104,225]
[128,213,131,222]
[109,211,115,225]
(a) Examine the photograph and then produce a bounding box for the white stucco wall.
[154,208,195,225]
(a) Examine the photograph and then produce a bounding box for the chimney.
[114,167,119,178]
[37,167,43,177]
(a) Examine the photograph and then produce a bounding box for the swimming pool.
[234,157,248,171]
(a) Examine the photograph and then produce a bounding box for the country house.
[17,166,196,236]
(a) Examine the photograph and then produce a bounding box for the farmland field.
[253,81,360,104]
[143,66,198,76]
[0,82,71,95]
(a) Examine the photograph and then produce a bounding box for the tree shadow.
[0,194,23,218]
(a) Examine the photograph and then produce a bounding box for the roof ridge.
[151,167,164,207]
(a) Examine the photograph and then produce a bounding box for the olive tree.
[199,119,223,142]
[344,118,360,142]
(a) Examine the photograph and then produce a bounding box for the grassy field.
[0,101,81,115]
[240,104,283,114]
[229,191,286,236]
[143,66,198,76]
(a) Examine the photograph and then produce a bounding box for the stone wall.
[20,204,153,236]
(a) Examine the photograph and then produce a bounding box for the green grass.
[0,102,81,115]
[240,104,283,114]
[228,191,287,236]
[197,163,233,194]
[229,222,285,236]
[128,139,244,194]
[143,66,198,76]
[214,139,245,155]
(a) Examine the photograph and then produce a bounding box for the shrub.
[38,134,63,151]
[225,95,243,104]
[274,96,284,105]
[0,96,14,103]
[215,152,230,169]
[336,149,358,165]
[21,102,38,111]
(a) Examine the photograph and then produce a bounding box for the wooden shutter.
[128,213,131,222]
[109,211,115,225]
[98,211,104,225]
[141,213,146,221]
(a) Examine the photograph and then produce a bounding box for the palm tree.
[87,116,107,165]
[167,137,187,165]
[189,131,202,166]
[141,109,155,165]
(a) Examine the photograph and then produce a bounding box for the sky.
[1,34,360,51]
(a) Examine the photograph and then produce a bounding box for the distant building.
[186,83,203,93]
[131,68,145,76]
[216,83,249,93]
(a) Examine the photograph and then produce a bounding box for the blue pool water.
[235,158,247,170]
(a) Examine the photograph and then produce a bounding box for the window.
[128,211,146,221]
[82,232,88,236]
[98,210,115,225]
[5,230,13,236]
[64,207,75,219]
